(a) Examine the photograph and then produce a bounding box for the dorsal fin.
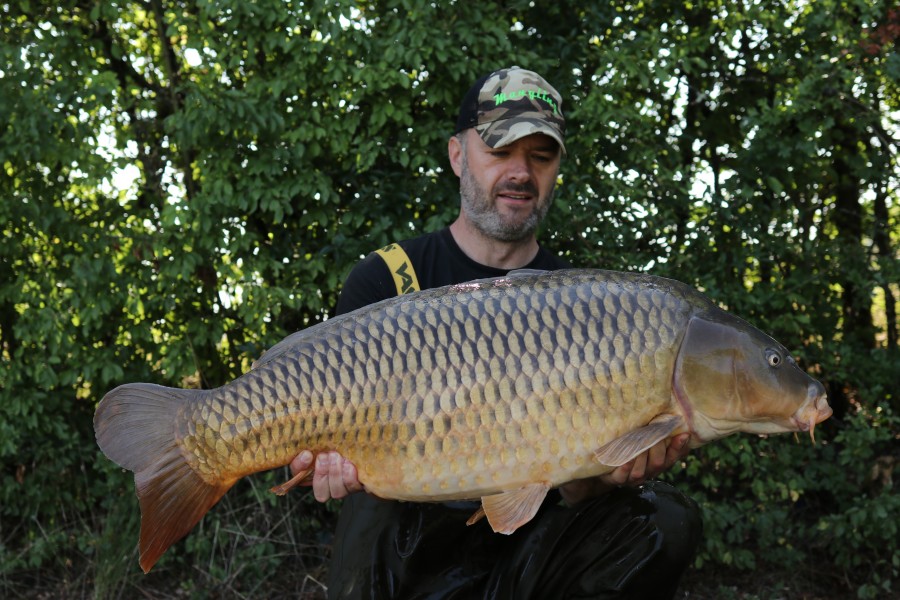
[506,268,548,277]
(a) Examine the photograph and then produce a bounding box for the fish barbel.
[93,269,832,572]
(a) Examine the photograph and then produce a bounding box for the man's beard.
[459,159,555,243]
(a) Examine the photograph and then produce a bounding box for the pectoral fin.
[594,415,685,466]
[475,482,551,535]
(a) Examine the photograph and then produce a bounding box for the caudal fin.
[94,383,236,573]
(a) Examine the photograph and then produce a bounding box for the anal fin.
[270,467,314,496]
[466,505,486,526]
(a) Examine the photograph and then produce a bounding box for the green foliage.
[1,0,898,597]
[817,406,900,599]
[669,399,900,597]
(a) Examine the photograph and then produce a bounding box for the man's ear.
[448,134,464,177]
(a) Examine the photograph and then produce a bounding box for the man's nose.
[506,152,531,182]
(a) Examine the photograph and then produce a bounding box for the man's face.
[452,129,561,242]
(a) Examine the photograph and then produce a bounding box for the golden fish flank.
[93,268,832,573]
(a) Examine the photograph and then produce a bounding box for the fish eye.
[766,349,782,367]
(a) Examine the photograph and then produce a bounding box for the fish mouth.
[791,381,832,444]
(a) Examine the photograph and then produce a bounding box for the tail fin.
[94,383,236,573]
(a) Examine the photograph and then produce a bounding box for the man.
[291,67,702,599]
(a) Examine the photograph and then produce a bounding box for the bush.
[671,397,899,597]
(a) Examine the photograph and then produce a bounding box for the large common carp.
[94,269,831,572]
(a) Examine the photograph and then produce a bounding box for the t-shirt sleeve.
[335,252,396,316]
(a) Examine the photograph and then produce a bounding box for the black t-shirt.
[336,227,571,315]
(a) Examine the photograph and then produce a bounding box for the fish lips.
[790,381,832,444]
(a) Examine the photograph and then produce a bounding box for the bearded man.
[290,67,702,600]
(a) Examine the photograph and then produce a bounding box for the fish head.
[674,313,832,444]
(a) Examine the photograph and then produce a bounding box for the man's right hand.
[290,450,364,502]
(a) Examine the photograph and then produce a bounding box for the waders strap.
[375,244,420,295]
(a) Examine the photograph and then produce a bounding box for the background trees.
[1,1,897,597]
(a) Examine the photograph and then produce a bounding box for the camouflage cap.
[455,66,566,155]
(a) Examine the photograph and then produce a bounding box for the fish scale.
[94,268,832,572]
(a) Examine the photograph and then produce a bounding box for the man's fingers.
[603,460,634,486]
[643,441,667,478]
[307,451,364,502]
[342,459,364,494]
[312,452,334,502]
[629,451,648,482]
[666,433,691,466]
[328,452,348,499]
[290,450,314,479]
[314,452,347,501]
